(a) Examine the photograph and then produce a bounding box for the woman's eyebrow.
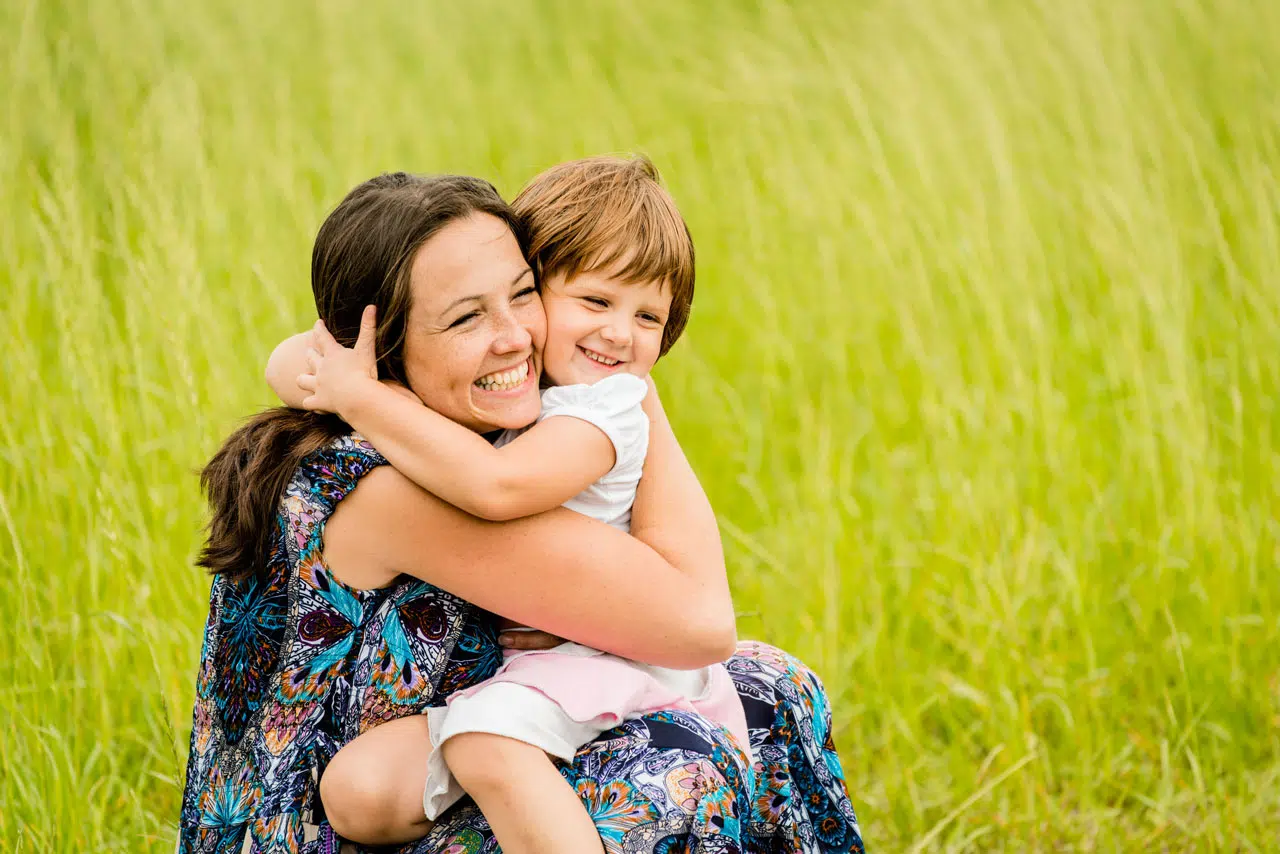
[437,269,534,317]
[440,294,483,316]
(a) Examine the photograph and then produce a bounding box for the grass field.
[3,0,1279,849]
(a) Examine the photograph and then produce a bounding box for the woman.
[179,172,863,853]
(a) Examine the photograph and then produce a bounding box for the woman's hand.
[297,305,379,417]
[498,628,569,651]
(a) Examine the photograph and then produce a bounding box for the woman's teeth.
[474,360,529,391]
[583,350,620,366]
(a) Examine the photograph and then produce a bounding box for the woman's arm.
[265,332,312,408]
[627,378,737,651]
[324,464,735,669]
[331,381,615,522]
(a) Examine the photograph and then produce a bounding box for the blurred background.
[3,0,1278,849]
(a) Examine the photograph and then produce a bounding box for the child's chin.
[545,366,592,387]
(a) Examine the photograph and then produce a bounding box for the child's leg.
[319,715,436,845]
[442,732,604,854]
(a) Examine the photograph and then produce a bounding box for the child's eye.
[639,313,663,325]
[583,297,608,308]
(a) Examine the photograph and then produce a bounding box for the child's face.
[539,268,672,387]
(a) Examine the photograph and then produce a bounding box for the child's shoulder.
[537,374,649,466]
[539,373,648,414]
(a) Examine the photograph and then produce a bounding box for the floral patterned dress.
[178,436,863,853]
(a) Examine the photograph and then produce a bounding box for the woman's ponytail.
[198,409,346,580]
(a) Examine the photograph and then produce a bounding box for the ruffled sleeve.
[537,373,649,472]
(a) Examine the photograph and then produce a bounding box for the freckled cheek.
[416,338,476,401]
[521,300,549,351]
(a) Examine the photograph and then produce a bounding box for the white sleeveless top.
[496,373,649,531]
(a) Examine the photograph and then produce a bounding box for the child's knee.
[320,747,408,842]
[443,732,548,795]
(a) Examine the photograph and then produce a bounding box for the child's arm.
[265,332,313,408]
[342,383,615,521]
[304,307,616,521]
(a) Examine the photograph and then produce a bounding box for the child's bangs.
[574,195,694,294]
[516,153,696,355]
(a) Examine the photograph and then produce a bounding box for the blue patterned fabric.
[178,435,863,853]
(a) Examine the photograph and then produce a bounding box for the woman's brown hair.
[199,173,522,580]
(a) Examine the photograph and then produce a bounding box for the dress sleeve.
[537,374,649,471]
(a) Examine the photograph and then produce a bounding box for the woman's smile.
[473,355,536,393]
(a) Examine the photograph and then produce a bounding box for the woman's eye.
[449,312,479,329]
[513,286,537,301]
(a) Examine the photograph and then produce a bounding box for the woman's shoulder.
[278,433,391,539]
[294,433,388,493]
[321,432,388,464]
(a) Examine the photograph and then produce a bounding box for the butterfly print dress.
[178,435,863,853]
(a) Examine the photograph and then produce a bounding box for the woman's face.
[402,213,546,433]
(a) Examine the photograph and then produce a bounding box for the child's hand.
[297,305,379,416]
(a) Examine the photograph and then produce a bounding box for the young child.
[276,156,749,852]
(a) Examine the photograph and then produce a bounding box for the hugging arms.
[178,163,863,854]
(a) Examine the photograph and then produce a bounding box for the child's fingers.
[296,373,317,393]
[301,392,334,414]
[354,305,378,360]
[311,319,340,354]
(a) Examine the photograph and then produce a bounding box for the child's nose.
[600,321,631,346]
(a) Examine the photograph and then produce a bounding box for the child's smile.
[540,269,671,387]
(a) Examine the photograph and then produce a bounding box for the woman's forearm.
[327,465,737,668]
[628,384,737,653]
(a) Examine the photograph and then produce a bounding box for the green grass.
[3,0,1278,849]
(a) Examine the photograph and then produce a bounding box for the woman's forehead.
[410,214,528,312]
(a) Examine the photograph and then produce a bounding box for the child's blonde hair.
[513,155,695,356]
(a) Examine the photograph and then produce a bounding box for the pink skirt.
[450,643,751,758]
[422,644,753,819]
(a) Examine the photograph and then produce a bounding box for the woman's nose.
[491,310,533,354]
